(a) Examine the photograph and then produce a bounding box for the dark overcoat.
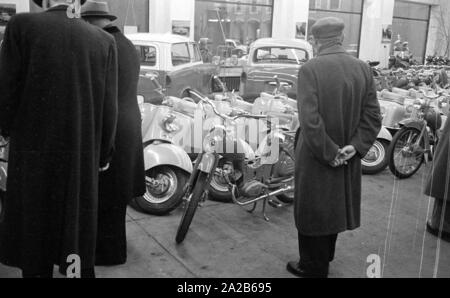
[425,118,450,202]
[295,44,382,236]
[95,26,145,265]
[0,6,118,274]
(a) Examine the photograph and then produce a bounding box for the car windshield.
[254,47,308,65]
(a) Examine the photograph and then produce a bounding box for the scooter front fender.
[378,126,393,142]
[144,143,193,174]
[399,119,426,132]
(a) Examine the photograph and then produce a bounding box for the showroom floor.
[1,165,449,278]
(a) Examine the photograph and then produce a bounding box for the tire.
[388,127,425,179]
[176,172,209,244]
[274,141,295,204]
[209,172,232,203]
[362,140,390,175]
[133,166,189,216]
[0,190,4,223]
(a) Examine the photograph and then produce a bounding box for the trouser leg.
[429,198,450,233]
[22,265,54,278]
[298,233,338,277]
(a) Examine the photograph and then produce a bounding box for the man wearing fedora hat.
[289,17,381,278]
[81,0,146,267]
[0,0,118,278]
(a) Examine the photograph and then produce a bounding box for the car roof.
[252,38,312,50]
[126,33,192,44]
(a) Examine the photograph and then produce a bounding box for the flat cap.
[311,17,345,39]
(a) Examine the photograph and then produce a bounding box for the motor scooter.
[175,91,296,244]
[131,75,194,216]
[206,78,297,204]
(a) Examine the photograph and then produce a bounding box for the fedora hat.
[81,0,117,21]
[33,0,87,7]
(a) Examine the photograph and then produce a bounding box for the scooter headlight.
[162,114,181,133]
[203,134,220,153]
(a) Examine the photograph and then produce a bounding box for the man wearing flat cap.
[81,0,146,267]
[0,0,118,278]
[289,17,382,278]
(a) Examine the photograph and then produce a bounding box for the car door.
[170,42,198,98]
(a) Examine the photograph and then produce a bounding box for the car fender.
[144,143,193,174]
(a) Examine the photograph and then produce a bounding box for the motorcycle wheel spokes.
[391,128,424,178]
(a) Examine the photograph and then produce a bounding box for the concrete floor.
[1,165,449,278]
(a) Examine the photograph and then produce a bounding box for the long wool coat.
[95,26,146,265]
[295,44,382,236]
[425,118,450,202]
[0,6,118,274]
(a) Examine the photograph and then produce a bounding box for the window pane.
[136,46,157,66]
[254,47,309,64]
[172,43,191,66]
[308,10,361,57]
[310,0,362,13]
[392,18,428,63]
[194,0,273,56]
[393,0,430,21]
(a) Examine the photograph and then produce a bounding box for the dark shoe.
[427,221,450,243]
[286,261,328,278]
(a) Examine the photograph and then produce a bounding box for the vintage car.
[239,38,314,102]
[127,33,219,103]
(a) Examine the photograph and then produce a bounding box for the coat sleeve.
[350,66,382,157]
[298,65,339,165]
[0,16,22,137]
[100,42,119,168]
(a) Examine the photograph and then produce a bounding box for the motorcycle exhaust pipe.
[231,185,294,207]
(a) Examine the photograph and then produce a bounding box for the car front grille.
[220,76,241,92]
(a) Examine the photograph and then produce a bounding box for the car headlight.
[162,114,181,133]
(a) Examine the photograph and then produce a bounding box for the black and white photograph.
[0,0,449,285]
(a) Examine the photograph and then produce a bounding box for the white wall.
[359,0,395,67]
[272,0,309,39]
[0,0,29,13]
[149,0,196,40]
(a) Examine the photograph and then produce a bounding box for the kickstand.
[262,198,270,222]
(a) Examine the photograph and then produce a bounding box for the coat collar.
[104,25,121,34]
[46,5,70,12]
[318,44,348,57]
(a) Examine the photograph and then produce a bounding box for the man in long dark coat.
[287,17,382,278]
[0,0,118,278]
[425,119,450,243]
[81,0,146,266]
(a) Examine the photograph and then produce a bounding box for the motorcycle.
[387,90,444,179]
[175,90,295,244]
[131,75,195,216]
[207,76,297,203]
[0,136,8,222]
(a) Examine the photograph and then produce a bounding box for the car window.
[191,43,203,62]
[135,45,157,66]
[172,43,191,66]
[254,47,309,65]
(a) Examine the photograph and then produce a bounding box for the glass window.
[391,0,431,63]
[194,0,273,56]
[190,43,203,62]
[135,46,157,66]
[254,47,309,64]
[308,0,363,57]
[393,1,430,21]
[172,43,191,66]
